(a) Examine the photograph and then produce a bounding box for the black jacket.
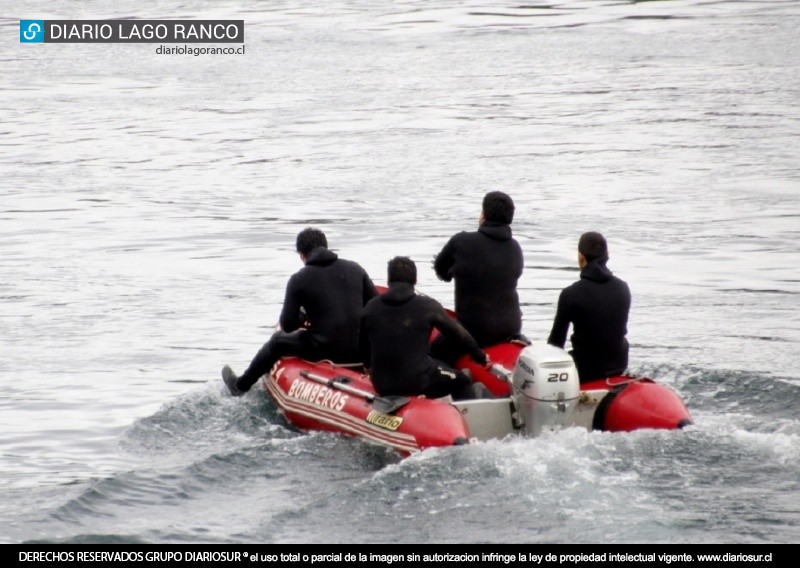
[359,282,487,396]
[433,221,523,346]
[280,246,378,358]
[547,258,631,383]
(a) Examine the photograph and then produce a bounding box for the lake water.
[1,0,798,545]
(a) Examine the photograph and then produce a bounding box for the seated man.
[223,228,378,396]
[547,231,631,383]
[431,190,525,365]
[359,256,492,401]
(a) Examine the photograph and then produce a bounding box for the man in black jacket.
[547,231,631,383]
[431,191,525,365]
[360,256,492,400]
[223,228,378,396]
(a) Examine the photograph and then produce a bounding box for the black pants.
[237,330,356,392]
[420,361,476,401]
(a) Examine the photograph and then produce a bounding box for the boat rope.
[605,375,645,387]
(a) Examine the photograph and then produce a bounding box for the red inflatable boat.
[255,285,692,456]
[260,339,693,456]
[264,357,471,456]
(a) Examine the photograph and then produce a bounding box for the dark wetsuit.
[431,221,524,363]
[235,246,378,391]
[359,281,488,400]
[547,258,631,383]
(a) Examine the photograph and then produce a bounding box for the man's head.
[578,231,609,266]
[387,256,417,285]
[296,228,328,257]
[482,191,515,225]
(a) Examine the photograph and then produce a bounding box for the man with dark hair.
[222,227,379,396]
[360,256,492,400]
[431,191,525,364]
[547,231,631,383]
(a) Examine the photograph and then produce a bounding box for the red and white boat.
[260,339,693,457]
[264,357,472,456]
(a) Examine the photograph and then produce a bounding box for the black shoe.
[222,365,245,397]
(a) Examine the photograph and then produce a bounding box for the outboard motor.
[511,344,580,436]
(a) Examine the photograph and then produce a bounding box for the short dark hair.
[578,231,608,262]
[387,256,417,285]
[296,228,327,256]
[482,191,515,224]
